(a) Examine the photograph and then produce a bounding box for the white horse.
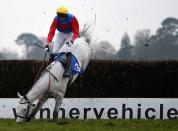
[16,37,91,122]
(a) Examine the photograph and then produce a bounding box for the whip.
[33,43,45,49]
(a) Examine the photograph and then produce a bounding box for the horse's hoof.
[25,117,31,122]
[53,111,58,120]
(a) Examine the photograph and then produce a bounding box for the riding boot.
[48,53,55,64]
[63,52,72,77]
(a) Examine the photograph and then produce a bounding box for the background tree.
[117,33,132,60]
[117,17,178,60]
[15,33,45,60]
[92,41,117,60]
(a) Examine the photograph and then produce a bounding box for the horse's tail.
[79,23,94,44]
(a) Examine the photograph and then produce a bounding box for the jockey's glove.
[66,40,73,47]
[45,44,50,52]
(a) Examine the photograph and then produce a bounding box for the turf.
[0,119,178,131]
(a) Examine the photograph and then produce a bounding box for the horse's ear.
[17,92,23,99]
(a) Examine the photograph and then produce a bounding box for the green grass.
[0,119,178,131]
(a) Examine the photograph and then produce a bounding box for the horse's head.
[16,92,33,123]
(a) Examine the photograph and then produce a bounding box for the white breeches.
[52,32,73,54]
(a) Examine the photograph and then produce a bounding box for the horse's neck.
[26,73,50,103]
[26,62,67,104]
[26,86,42,104]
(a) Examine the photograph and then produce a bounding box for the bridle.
[16,96,32,121]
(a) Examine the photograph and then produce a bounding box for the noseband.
[16,96,32,121]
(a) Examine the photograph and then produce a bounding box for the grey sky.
[0,0,178,57]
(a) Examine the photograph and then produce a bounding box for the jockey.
[45,6,79,77]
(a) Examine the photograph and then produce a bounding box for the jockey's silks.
[47,13,79,44]
[56,13,74,33]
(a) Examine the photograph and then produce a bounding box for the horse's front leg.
[29,96,48,119]
[53,96,63,120]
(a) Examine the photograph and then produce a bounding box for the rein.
[20,51,51,121]
[33,51,48,84]
[22,71,52,121]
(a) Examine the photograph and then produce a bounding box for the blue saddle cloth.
[54,52,83,75]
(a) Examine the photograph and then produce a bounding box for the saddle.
[54,52,67,67]
[54,52,83,75]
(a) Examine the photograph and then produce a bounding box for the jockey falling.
[45,6,79,77]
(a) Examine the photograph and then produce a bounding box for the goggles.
[57,13,67,18]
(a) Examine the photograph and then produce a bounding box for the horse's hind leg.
[53,96,63,120]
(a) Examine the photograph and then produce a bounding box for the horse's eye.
[24,109,27,111]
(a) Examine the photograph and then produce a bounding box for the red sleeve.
[47,18,57,44]
[71,16,79,42]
